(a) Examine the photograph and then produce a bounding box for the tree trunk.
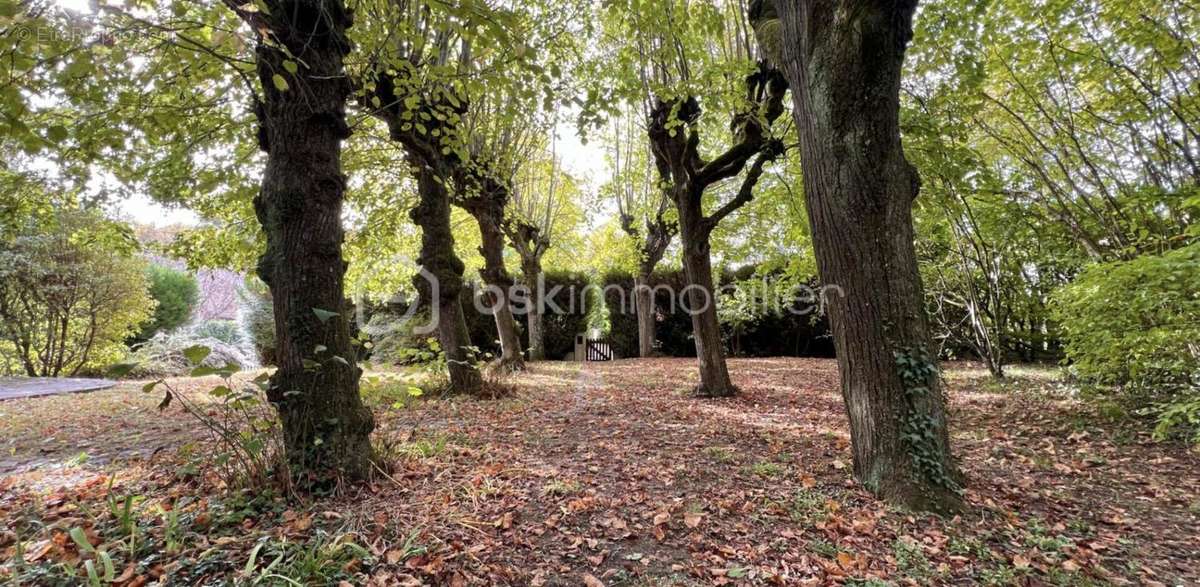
[248,0,374,484]
[473,206,525,371]
[410,165,482,394]
[633,273,656,357]
[677,193,735,397]
[520,258,546,361]
[773,0,963,511]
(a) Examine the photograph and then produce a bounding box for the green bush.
[1053,244,1200,442]
[190,319,242,345]
[136,264,199,341]
[0,207,154,376]
[1053,244,1200,386]
[124,329,258,378]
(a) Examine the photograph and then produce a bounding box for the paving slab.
[0,377,117,401]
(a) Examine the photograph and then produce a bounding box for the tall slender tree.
[608,106,676,357]
[753,0,963,511]
[506,140,571,360]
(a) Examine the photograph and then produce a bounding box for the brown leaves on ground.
[2,359,1198,585]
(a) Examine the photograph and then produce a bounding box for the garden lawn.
[1,358,1197,585]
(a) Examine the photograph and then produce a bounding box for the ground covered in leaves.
[1,358,1197,585]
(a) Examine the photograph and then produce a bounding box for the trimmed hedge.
[601,267,834,359]
[367,271,592,364]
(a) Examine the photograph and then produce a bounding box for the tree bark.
[645,66,786,396]
[770,0,963,511]
[243,0,374,484]
[411,165,483,394]
[633,274,656,357]
[677,202,735,395]
[509,222,550,361]
[470,202,525,371]
[520,256,546,361]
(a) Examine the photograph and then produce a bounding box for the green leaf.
[183,345,211,365]
[272,74,289,92]
[46,125,68,143]
[282,60,299,74]
[107,362,139,378]
[312,308,340,323]
[70,527,95,554]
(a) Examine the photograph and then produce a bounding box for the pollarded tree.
[356,2,491,395]
[599,0,789,396]
[452,97,556,372]
[754,0,964,511]
[357,0,584,386]
[217,0,376,483]
[505,139,578,361]
[605,104,677,357]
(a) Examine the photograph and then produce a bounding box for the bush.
[136,264,199,341]
[1053,244,1200,442]
[191,319,242,345]
[1053,244,1200,386]
[0,208,155,376]
[238,280,277,366]
[124,328,260,378]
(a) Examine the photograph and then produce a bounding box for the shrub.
[124,328,260,378]
[1053,244,1200,441]
[1053,244,1200,385]
[190,319,242,345]
[135,264,199,341]
[238,280,277,366]
[0,208,155,376]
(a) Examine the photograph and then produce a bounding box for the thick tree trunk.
[248,0,374,483]
[633,273,656,357]
[773,0,963,511]
[520,258,546,361]
[411,165,482,394]
[677,195,735,397]
[474,207,525,371]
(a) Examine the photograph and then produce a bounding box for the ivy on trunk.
[227,0,375,485]
[762,0,965,512]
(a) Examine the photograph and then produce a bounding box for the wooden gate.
[585,338,613,361]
